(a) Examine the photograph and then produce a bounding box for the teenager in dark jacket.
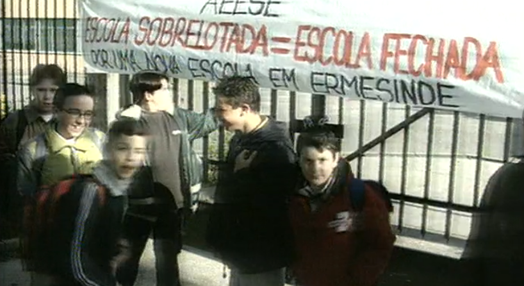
[33,119,148,286]
[0,64,65,240]
[206,75,298,286]
[289,128,395,286]
[462,157,524,286]
[116,71,219,286]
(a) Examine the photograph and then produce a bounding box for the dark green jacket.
[117,105,218,217]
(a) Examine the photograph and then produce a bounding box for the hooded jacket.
[207,118,299,274]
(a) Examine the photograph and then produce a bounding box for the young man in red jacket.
[289,127,395,286]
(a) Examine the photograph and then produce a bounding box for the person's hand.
[234,150,258,172]
[110,239,131,276]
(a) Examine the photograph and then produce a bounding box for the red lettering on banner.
[90,16,504,83]
[132,16,268,56]
[380,33,504,83]
[355,32,372,70]
[84,17,130,44]
[293,25,372,69]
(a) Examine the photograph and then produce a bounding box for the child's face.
[33,78,59,113]
[299,147,339,187]
[55,95,95,139]
[109,134,147,179]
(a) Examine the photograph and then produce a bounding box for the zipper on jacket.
[71,147,79,172]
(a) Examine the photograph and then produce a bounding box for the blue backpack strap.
[349,178,366,212]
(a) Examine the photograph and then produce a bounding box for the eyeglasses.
[61,108,95,120]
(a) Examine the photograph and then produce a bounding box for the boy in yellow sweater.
[17,83,105,286]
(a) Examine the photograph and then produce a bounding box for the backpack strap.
[45,178,78,225]
[34,135,48,159]
[97,185,107,206]
[80,175,108,206]
[15,109,28,148]
[45,176,107,220]
[349,178,366,212]
[33,135,49,188]
[85,176,108,206]
[363,180,394,212]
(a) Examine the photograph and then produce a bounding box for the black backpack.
[348,178,394,212]
[0,109,29,148]
[0,109,28,239]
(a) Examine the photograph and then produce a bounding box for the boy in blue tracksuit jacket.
[33,119,148,286]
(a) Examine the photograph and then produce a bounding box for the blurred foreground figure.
[462,157,524,286]
[25,119,147,286]
[116,71,218,286]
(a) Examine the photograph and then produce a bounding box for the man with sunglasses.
[17,83,105,286]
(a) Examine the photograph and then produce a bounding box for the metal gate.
[1,0,517,254]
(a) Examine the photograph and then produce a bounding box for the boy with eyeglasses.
[17,83,105,286]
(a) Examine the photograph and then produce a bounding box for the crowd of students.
[0,64,396,286]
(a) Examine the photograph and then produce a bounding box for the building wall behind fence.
[1,0,521,254]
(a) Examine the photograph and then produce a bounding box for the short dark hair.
[129,71,169,103]
[30,64,66,86]
[297,128,341,156]
[107,119,149,145]
[53,83,94,109]
[212,75,260,112]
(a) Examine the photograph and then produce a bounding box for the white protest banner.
[79,0,524,118]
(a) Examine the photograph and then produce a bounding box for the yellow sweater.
[19,126,105,192]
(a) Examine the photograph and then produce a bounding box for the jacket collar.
[93,160,132,197]
[118,104,175,119]
[44,125,98,153]
[24,104,55,124]
[296,159,353,199]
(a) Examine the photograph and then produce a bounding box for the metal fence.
[1,0,518,254]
